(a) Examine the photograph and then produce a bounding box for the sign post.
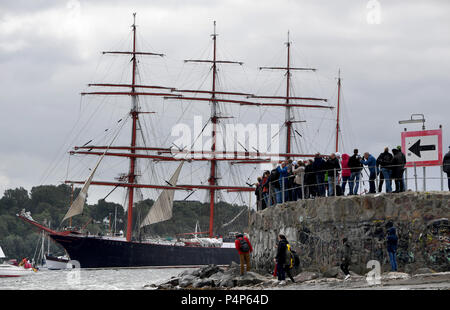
[401,128,443,167]
[401,128,443,192]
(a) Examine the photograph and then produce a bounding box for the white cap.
[335,152,341,157]
[293,161,297,165]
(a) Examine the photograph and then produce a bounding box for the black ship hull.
[50,234,240,268]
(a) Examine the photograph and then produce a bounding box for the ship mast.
[73,14,175,242]
[335,69,341,153]
[127,13,138,242]
[209,22,218,238]
[285,31,292,155]
[253,32,330,158]
[182,21,245,237]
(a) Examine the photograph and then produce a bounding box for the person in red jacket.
[235,233,253,276]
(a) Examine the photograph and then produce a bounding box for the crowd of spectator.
[254,146,411,210]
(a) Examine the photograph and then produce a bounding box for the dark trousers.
[393,168,405,192]
[287,178,295,201]
[316,174,325,197]
[285,265,295,282]
[269,186,278,206]
[378,171,384,192]
[340,260,350,276]
[305,183,316,198]
[293,184,303,200]
[276,261,285,280]
[369,171,376,193]
[447,173,450,191]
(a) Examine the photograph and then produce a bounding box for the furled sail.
[61,153,106,223]
[140,162,184,227]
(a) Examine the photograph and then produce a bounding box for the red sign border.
[401,129,442,167]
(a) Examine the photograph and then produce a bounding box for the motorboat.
[0,246,37,277]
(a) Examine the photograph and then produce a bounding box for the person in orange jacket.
[235,233,253,276]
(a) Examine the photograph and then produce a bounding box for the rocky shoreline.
[144,263,450,290]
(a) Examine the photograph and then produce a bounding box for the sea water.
[0,267,188,290]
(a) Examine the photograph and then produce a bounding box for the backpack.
[239,237,250,253]
[285,244,298,268]
[291,249,300,268]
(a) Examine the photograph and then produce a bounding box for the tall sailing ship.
[19,14,339,268]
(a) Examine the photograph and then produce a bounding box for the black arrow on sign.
[408,139,436,158]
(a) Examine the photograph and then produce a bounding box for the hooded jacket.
[391,149,406,170]
[268,168,280,189]
[292,165,305,185]
[276,238,288,263]
[277,165,289,185]
[312,157,325,176]
[386,227,398,253]
[341,154,351,177]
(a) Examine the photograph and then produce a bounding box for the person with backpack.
[235,233,253,276]
[386,222,398,271]
[275,234,295,284]
[340,238,352,280]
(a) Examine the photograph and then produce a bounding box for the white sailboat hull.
[0,264,36,277]
[45,255,71,270]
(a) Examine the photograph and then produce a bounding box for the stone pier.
[249,192,450,275]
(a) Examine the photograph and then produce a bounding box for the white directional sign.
[401,129,443,167]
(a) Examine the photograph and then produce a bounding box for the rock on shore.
[144,263,446,290]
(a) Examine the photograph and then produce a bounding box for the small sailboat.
[45,254,71,270]
[0,246,37,277]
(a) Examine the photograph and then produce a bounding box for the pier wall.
[248,192,450,274]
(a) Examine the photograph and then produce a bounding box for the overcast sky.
[1,0,449,208]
